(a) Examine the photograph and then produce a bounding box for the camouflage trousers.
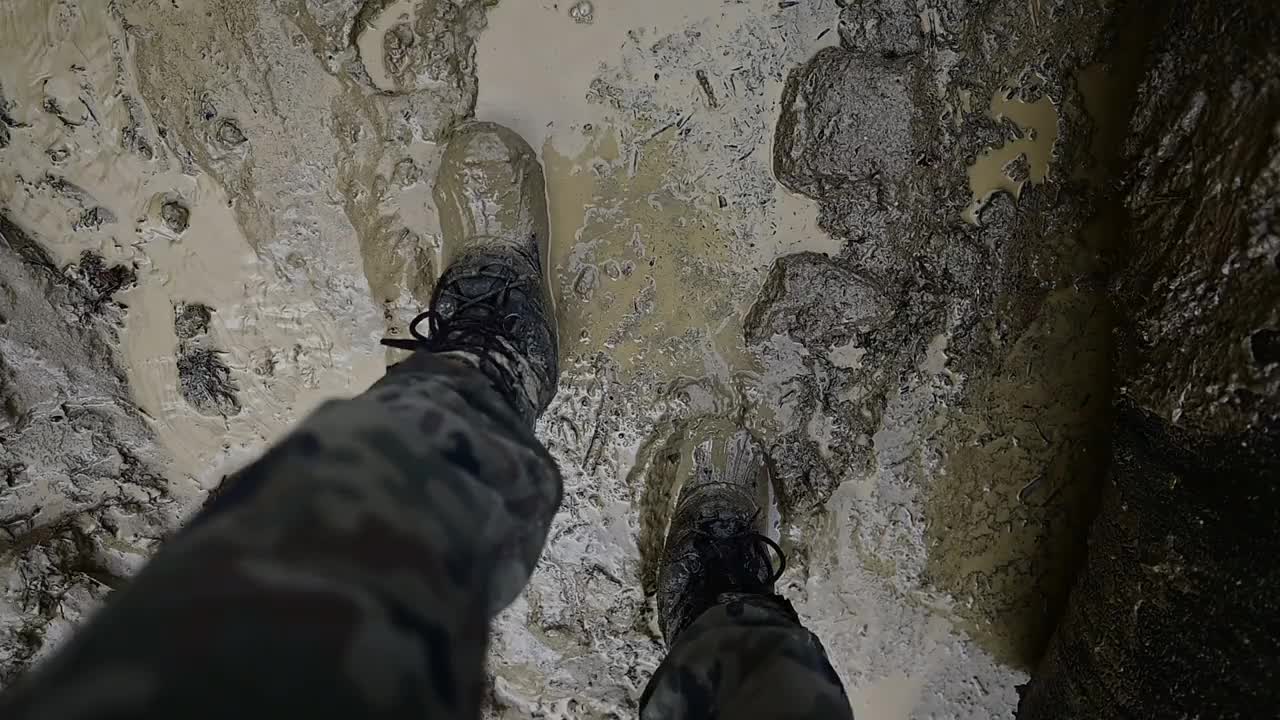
[0,351,850,719]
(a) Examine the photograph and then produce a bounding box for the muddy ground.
[1,0,1267,717]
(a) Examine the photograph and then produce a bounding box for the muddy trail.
[1,0,1277,717]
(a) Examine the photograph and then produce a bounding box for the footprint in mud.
[352,0,487,95]
[173,302,240,418]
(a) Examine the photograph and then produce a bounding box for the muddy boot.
[656,426,786,643]
[384,121,559,424]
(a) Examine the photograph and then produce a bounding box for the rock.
[744,252,891,350]
[173,302,212,341]
[837,0,922,58]
[391,158,421,187]
[772,46,913,239]
[176,348,240,417]
[354,0,486,98]
[160,200,190,234]
[1020,3,1280,717]
[73,251,136,300]
[213,118,246,148]
[573,265,597,301]
[0,216,176,682]
[1020,406,1280,718]
[0,85,19,150]
[73,207,116,232]
[171,301,239,417]
[569,0,594,24]
[1110,4,1280,435]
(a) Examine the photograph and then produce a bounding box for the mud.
[0,0,1270,717]
[173,301,241,418]
[1020,1,1280,715]
[773,46,913,240]
[0,215,176,683]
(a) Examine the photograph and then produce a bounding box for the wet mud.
[1,0,1273,716]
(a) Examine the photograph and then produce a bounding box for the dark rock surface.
[773,46,913,240]
[1019,1,1280,716]
[1112,8,1280,436]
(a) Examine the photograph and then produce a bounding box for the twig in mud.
[589,562,623,586]
[80,96,98,126]
[779,1,800,7]
[695,69,719,109]
[582,376,613,475]
[1033,420,1050,445]
[647,122,676,140]
[1017,472,1047,503]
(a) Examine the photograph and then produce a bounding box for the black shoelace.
[381,267,529,353]
[683,524,788,590]
[749,531,788,586]
[380,266,531,404]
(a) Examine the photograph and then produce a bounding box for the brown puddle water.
[925,1,1154,666]
[545,125,757,380]
[962,79,1061,225]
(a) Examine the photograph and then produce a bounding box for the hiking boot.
[656,424,785,643]
[384,122,559,423]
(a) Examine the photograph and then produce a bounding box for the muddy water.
[476,1,1040,716]
[926,289,1113,667]
[922,2,1153,669]
[962,78,1061,225]
[0,3,353,492]
[0,0,1121,714]
[475,0,747,156]
[478,0,841,387]
[545,127,755,378]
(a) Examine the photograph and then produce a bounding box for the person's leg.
[0,122,560,719]
[641,429,853,720]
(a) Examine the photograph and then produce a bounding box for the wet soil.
[1,0,1271,717]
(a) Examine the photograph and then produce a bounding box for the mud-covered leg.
[641,594,852,720]
[0,352,559,718]
[645,426,852,719]
[0,121,563,718]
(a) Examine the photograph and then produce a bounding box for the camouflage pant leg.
[0,351,561,719]
[641,593,853,720]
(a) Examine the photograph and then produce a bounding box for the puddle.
[545,125,758,378]
[0,1,388,486]
[475,0,751,157]
[479,0,843,389]
[962,81,1061,225]
[926,287,1114,668]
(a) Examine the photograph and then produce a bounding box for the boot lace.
[380,265,531,402]
[381,265,529,353]
[680,508,788,592]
